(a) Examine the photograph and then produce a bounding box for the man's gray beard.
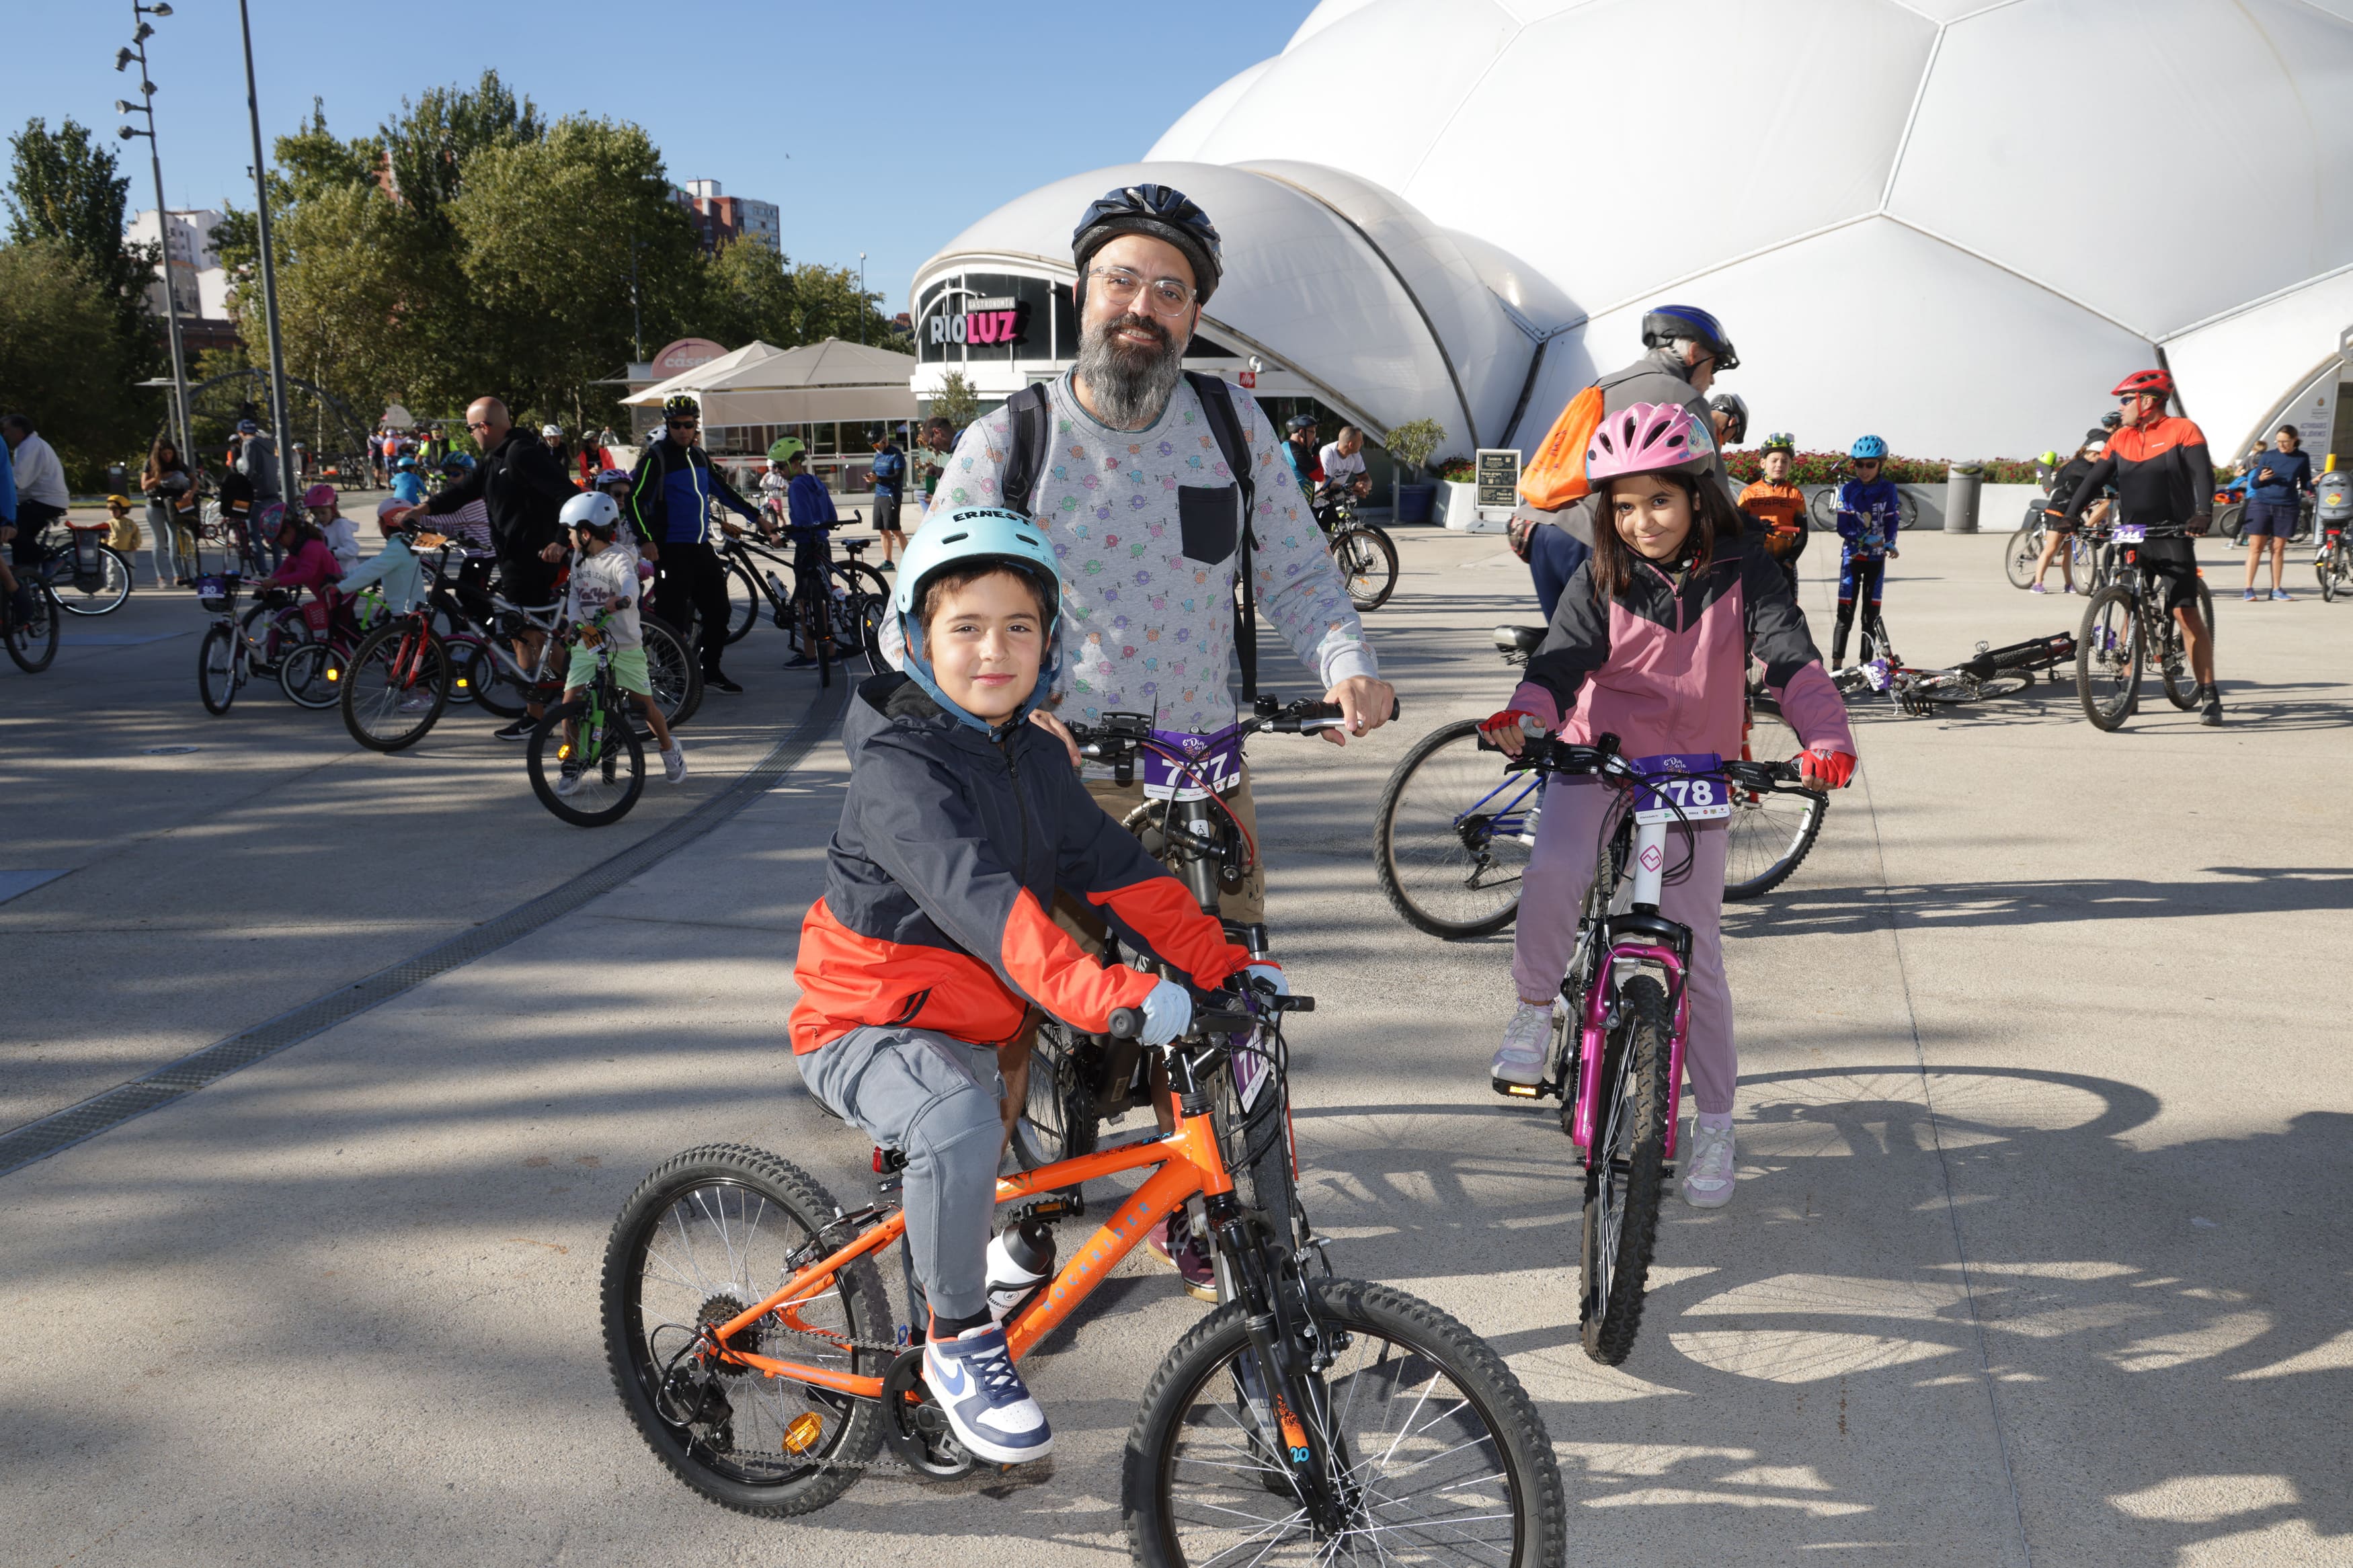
[1074,316,1187,429]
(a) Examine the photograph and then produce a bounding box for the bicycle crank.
[879,1346,979,1479]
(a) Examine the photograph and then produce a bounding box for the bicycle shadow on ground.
[1718,864,2353,940]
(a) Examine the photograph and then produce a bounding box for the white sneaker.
[922,1324,1052,1464]
[553,764,584,798]
[662,744,686,784]
[1489,1001,1552,1086]
[1682,1122,1736,1208]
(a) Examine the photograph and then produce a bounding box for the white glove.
[1140,978,1192,1046]
[1243,961,1288,997]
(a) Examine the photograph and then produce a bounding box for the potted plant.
[1384,418,1445,525]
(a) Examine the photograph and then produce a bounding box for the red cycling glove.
[1800,746,1856,790]
[1478,708,1543,743]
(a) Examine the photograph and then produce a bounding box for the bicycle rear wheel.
[5,587,59,673]
[48,546,133,616]
[2076,586,2142,731]
[279,641,343,709]
[1724,707,1825,901]
[1010,1020,1101,1171]
[2158,606,2198,710]
[2003,526,2041,589]
[602,1143,887,1518]
[529,697,645,825]
[196,623,239,710]
[1581,973,1670,1366]
[1333,524,1398,611]
[1125,1276,1566,1567]
[641,619,702,729]
[342,621,452,749]
[723,559,760,645]
[1373,719,1536,938]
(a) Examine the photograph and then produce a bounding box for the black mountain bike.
[3,574,60,673]
[716,526,888,657]
[1317,491,1399,612]
[2075,526,2215,731]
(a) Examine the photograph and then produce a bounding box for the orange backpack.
[1518,382,1606,511]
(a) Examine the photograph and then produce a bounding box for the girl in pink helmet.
[303,482,361,575]
[1476,401,1856,1209]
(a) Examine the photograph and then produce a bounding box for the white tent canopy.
[624,337,918,427]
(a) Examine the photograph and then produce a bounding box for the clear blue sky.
[11,0,1313,313]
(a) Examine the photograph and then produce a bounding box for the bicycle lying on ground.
[1492,731,1814,1364]
[1316,490,1399,612]
[602,983,1566,1563]
[1831,630,2079,716]
[2075,524,2215,731]
[1371,626,1827,937]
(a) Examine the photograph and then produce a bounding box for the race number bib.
[1140,728,1243,802]
[1629,753,1731,824]
[2112,523,2147,544]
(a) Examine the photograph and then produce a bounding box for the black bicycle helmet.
[662,393,701,421]
[1709,393,1749,445]
[1285,413,1318,434]
[1072,183,1223,307]
[1640,304,1740,372]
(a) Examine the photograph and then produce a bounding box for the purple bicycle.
[1500,731,1810,1364]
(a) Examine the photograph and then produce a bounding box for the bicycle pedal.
[1010,1186,1086,1225]
[1490,1077,1546,1101]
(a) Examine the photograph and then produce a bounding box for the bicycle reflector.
[1501,1083,1540,1098]
[557,743,572,761]
[782,1412,824,1455]
[326,667,340,682]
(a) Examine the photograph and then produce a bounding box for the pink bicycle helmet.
[1585,401,1712,483]
[302,482,337,508]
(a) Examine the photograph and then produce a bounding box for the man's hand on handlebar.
[1323,675,1398,746]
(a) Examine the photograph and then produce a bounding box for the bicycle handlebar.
[1068,694,1403,759]
[1519,732,1812,793]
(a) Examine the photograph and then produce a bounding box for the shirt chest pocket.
[1177,484,1239,567]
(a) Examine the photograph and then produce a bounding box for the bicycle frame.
[705,1100,1236,1397]
[1564,807,1691,1161]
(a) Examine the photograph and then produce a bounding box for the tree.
[5,116,156,370]
[0,239,145,485]
[930,370,981,430]
[698,237,906,352]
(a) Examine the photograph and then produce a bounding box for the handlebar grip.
[1107,1007,1143,1042]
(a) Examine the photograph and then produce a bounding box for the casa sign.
[928,296,1033,348]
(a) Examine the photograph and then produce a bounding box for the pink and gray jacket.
[1508,529,1854,761]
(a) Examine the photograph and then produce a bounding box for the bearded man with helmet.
[2055,367,2223,724]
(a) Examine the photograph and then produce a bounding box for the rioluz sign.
[929,296,1033,349]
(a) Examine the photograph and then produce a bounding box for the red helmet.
[2112,368,2175,399]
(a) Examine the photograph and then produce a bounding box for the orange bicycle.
[602,992,1565,1565]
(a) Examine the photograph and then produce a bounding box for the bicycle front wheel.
[602,1143,888,1518]
[723,559,760,645]
[1125,1276,1566,1568]
[342,621,452,749]
[1373,719,1537,938]
[2076,586,2141,731]
[196,623,239,710]
[5,585,60,673]
[529,697,645,825]
[1333,524,1398,611]
[1581,973,1671,1366]
[1209,1047,1300,1253]
[1724,706,1825,901]
[2003,526,2041,589]
[279,641,344,710]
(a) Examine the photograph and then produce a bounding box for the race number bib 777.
[1629,753,1731,825]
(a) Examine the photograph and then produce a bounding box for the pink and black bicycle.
[1495,732,1812,1364]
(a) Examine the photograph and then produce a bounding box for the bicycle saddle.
[1492,625,1546,657]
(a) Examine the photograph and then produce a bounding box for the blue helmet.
[893,506,1062,737]
[1849,435,1888,461]
[395,456,418,472]
[1640,304,1739,371]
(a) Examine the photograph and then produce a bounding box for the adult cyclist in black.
[2055,368,2222,725]
[625,393,762,694]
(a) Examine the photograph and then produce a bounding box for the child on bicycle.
[554,491,684,788]
[773,436,837,670]
[1831,435,1902,667]
[789,507,1277,1467]
[1478,403,1856,1209]
[305,483,361,575]
[1737,432,1807,598]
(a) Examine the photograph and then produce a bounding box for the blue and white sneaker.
[922,1324,1053,1464]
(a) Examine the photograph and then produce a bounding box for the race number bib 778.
[1629,753,1731,825]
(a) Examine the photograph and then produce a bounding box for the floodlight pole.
[237,0,298,504]
[120,2,191,461]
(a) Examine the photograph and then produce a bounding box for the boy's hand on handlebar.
[1028,708,1082,769]
[1140,978,1193,1046]
[1800,745,1856,790]
[1322,675,1398,745]
[1242,960,1287,997]
[1479,708,1546,757]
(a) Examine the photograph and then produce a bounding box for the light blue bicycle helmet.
[1849,434,1888,461]
[893,506,1062,737]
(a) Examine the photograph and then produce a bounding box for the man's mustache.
[1101,313,1172,349]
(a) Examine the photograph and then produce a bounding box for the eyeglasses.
[1088,266,1195,316]
[465,419,493,431]
[666,418,699,429]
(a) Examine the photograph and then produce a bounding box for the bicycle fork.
[1570,816,1691,1161]
[1209,1189,1354,1535]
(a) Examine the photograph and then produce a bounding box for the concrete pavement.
[1,526,2347,1567]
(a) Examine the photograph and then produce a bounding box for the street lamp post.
[114,1,190,464]
[859,252,867,345]
[235,0,298,506]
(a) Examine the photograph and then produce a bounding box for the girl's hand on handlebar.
[1800,745,1856,790]
[1479,708,1546,757]
[1028,708,1082,769]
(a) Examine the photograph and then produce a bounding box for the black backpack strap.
[998,382,1053,517]
[1187,371,1260,702]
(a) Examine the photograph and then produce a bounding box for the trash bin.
[1945,462,1982,534]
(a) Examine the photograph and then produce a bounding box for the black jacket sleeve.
[1740,540,1823,686]
[2176,441,2214,528]
[505,438,575,551]
[1520,563,1613,714]
[2057,455,2118,526]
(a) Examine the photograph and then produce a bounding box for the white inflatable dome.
[1125,0,2353,460]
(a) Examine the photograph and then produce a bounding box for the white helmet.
[541,423,563,440]
[561,490,621,536]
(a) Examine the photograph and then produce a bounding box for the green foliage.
[1723,448,2039,486]
[0,239,149,486]
[930,370,981,430]
[1384,417,1445,475]
[5,116,155,362]
[701,238,903,352]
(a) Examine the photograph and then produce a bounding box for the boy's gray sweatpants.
[795,1024,1004,1322]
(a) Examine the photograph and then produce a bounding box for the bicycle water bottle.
[985,1216,1056,1322]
